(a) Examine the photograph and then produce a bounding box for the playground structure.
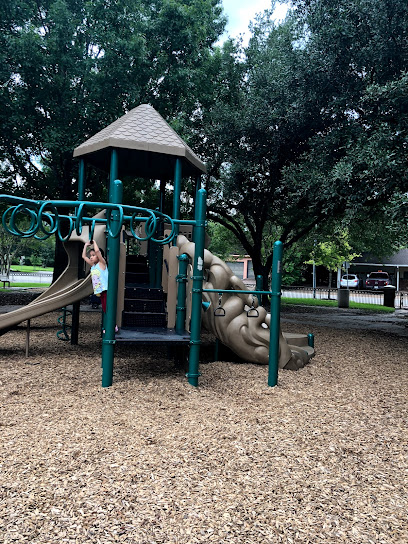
[0,104,314,387]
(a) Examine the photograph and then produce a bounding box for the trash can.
[383,286,396,308]
[338,288,350,308]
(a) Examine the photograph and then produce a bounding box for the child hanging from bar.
[82,240,118,332]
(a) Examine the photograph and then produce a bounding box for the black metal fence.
[281,287,408,309]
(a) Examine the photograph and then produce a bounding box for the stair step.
[122,312,167,328]
[125,287,165,301]
[125,272,150,283]
[126,255,148,264]
[126,262,149,272]
[124,299,165,313]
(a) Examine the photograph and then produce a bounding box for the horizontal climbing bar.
[0,193,204,245]
[202,288,281,296]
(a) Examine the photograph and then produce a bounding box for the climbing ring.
[150,213,176,245]
[106,205,124,238]
[75,202,87,235]
[56,215,75,243]
[37,202,59,237]
[144,213,158,240]
[247,296,259,318]
[5,204,39,237]
[214,292,226,317]
[88,219,96,241]
[106,206,123,238]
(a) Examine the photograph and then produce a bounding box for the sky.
[221,1,289,44]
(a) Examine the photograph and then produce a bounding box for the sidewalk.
[281,305,408,337]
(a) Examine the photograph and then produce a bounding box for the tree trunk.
[328,270,332,300]
[52,237,68,283]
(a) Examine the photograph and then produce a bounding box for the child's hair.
[88,245,107,265]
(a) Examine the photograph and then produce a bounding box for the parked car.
[340,274,360,289]
[365,271,390,290]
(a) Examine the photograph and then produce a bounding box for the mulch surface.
[0,311,407,543]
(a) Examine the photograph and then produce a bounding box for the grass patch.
[1,283,50,290]
[282,297,395,313]
[10,265,53,272]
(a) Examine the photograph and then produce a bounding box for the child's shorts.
[96,291,107,313]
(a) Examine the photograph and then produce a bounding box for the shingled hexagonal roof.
[73,104,206,178]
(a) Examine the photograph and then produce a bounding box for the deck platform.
[115,327,190,345]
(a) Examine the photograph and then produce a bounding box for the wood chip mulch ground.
[1,311,407,543]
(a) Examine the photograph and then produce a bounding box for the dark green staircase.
[122,255,167,328]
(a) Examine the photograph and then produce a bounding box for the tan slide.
[0,214,106,335]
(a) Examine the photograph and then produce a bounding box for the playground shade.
[73,104,206,178]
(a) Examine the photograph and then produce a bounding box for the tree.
[305,231,360,296]
[206,221,243,261]
[195,0,408,289]
[0,0,226,277]
[0,0,226,201]
[0,226,28,277]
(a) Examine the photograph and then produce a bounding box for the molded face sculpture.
[177,235,313,370]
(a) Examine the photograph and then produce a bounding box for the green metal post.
[155,180,166,288]
[308,333,314,348]
[193,175,201,221]
[109,149,119,201]
[256,274,263,303]
[75,159,86,343]
[78,159,85,201]
[268,241,283,387]
[176,254,189,334]
[195,175,202,196]
[172,159,182,240]
[101,179,123,388]
[187,188,206,386]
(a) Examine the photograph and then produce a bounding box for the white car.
[340,274,360,289]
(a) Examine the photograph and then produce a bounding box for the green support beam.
[78,159,85,201]
[186,188,206,386]
[268,241,283,387]
[101,179,123,388]
[172,158,182,240]
[109,149,118,201]
[176,253,189,334]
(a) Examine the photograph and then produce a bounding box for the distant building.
[351,249,408,290]
[225,255,255,284]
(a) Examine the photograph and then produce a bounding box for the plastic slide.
[0,216,106,336]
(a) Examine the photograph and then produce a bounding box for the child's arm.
[82,241,92,265]
[93,240,107,269]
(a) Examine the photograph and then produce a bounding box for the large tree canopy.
[0,0,225,200]
[194,0,408,285]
